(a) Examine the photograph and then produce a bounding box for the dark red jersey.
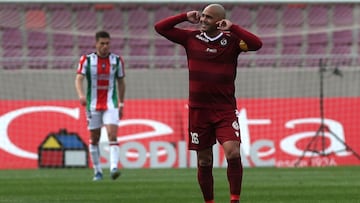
[155,13,262,110]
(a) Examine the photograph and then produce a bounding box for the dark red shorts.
[188,107,241,151]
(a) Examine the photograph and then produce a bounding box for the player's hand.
[216,19,233,31]
[187,11,200,24]
[79,95,86,106]
[118,107,123,119]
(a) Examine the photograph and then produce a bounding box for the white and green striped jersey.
[77,53,125,111]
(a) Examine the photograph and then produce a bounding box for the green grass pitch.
[0,166,359,203]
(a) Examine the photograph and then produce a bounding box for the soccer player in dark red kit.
[155,4,262,203]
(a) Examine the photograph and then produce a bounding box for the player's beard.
[99,48,109,57]
[200,23,209,32]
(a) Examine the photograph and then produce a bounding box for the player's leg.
[223,141,242,203]
[216,109,242,203]
[104,109,120,180]
[197,148,215,203]
[188,107,216,203]
[87,111,103,181]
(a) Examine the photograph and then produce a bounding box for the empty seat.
[308,5,329,29]
[2,28,23,48]
[305,31,328,67]
[280,34,304,67]
[0,9,21,28]
[330,44,353,66]
[237,53,253,68]
[75,10,98,32]
[307,32,328,45]
[26,31,48,69]
[52,33,75,69]
[256,6,278,35]
[154,38,176,68]
[154,7,174,23]
[230,6,253,28]
[27,31,48,48]
[282,6,304,33]
[71,3,91,11]
[280,46,303,67]
[46,4,68,11]
[331,30,356,65]
[154,38,175,56]
[102,9,124,35]
[110,37,126,54]
[128,38,150,56]
[53,33,74,48]
[127,38,151,68]
[282,35,303,46]
[50,9,72,30]
[254,36,278,67]
[332,4,354,26]
[77,35,95,55]
[332,30,353,45]
[27,48,49,69]
[127,7,149,35]
[305,44,328,67]
[25,9,46,29]
[2,47,23,69]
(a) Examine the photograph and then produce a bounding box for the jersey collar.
[203,32,224,42]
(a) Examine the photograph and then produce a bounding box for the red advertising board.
[0,98,359,169]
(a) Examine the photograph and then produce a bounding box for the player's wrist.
[118,102,124,108]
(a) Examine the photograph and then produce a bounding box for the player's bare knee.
[198,158,212,167]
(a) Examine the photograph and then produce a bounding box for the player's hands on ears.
[187,11,200,24]
[216,19,233,30]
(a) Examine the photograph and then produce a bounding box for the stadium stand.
[26,31,49,69]
[52,33,76,69]
[256,6,279,35]
[0,3,359,69]
[75,9,98,32]
[282,5,304,33]
[50,9,73,31]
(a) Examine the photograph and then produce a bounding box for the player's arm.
[75,74,86,106]
[117,77,125,118]
[217,19,262,52]
[154,12,192,45]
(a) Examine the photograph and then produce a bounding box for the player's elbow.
[249,40,263,51]
[154,23,162,34]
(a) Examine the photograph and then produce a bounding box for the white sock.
[109,142,119,170]
[89,144,102,174]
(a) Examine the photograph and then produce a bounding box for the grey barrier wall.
[0,68,359,100]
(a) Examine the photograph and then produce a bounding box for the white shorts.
[86,109,119,130]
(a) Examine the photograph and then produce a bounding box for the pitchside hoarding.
[0,98,359,169]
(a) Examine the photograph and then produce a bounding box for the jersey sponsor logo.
[97,85,109,90]
[206,48,217,53]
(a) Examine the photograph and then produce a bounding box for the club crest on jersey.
[232,120,240,130]
[220,38,227,46]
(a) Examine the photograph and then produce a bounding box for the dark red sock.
[227,157,243,201]
[198,165,214,202]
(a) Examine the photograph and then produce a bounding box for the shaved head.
[203,4,226,20]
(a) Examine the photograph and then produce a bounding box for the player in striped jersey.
[155,4,262,203]
[75,31,125,181]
